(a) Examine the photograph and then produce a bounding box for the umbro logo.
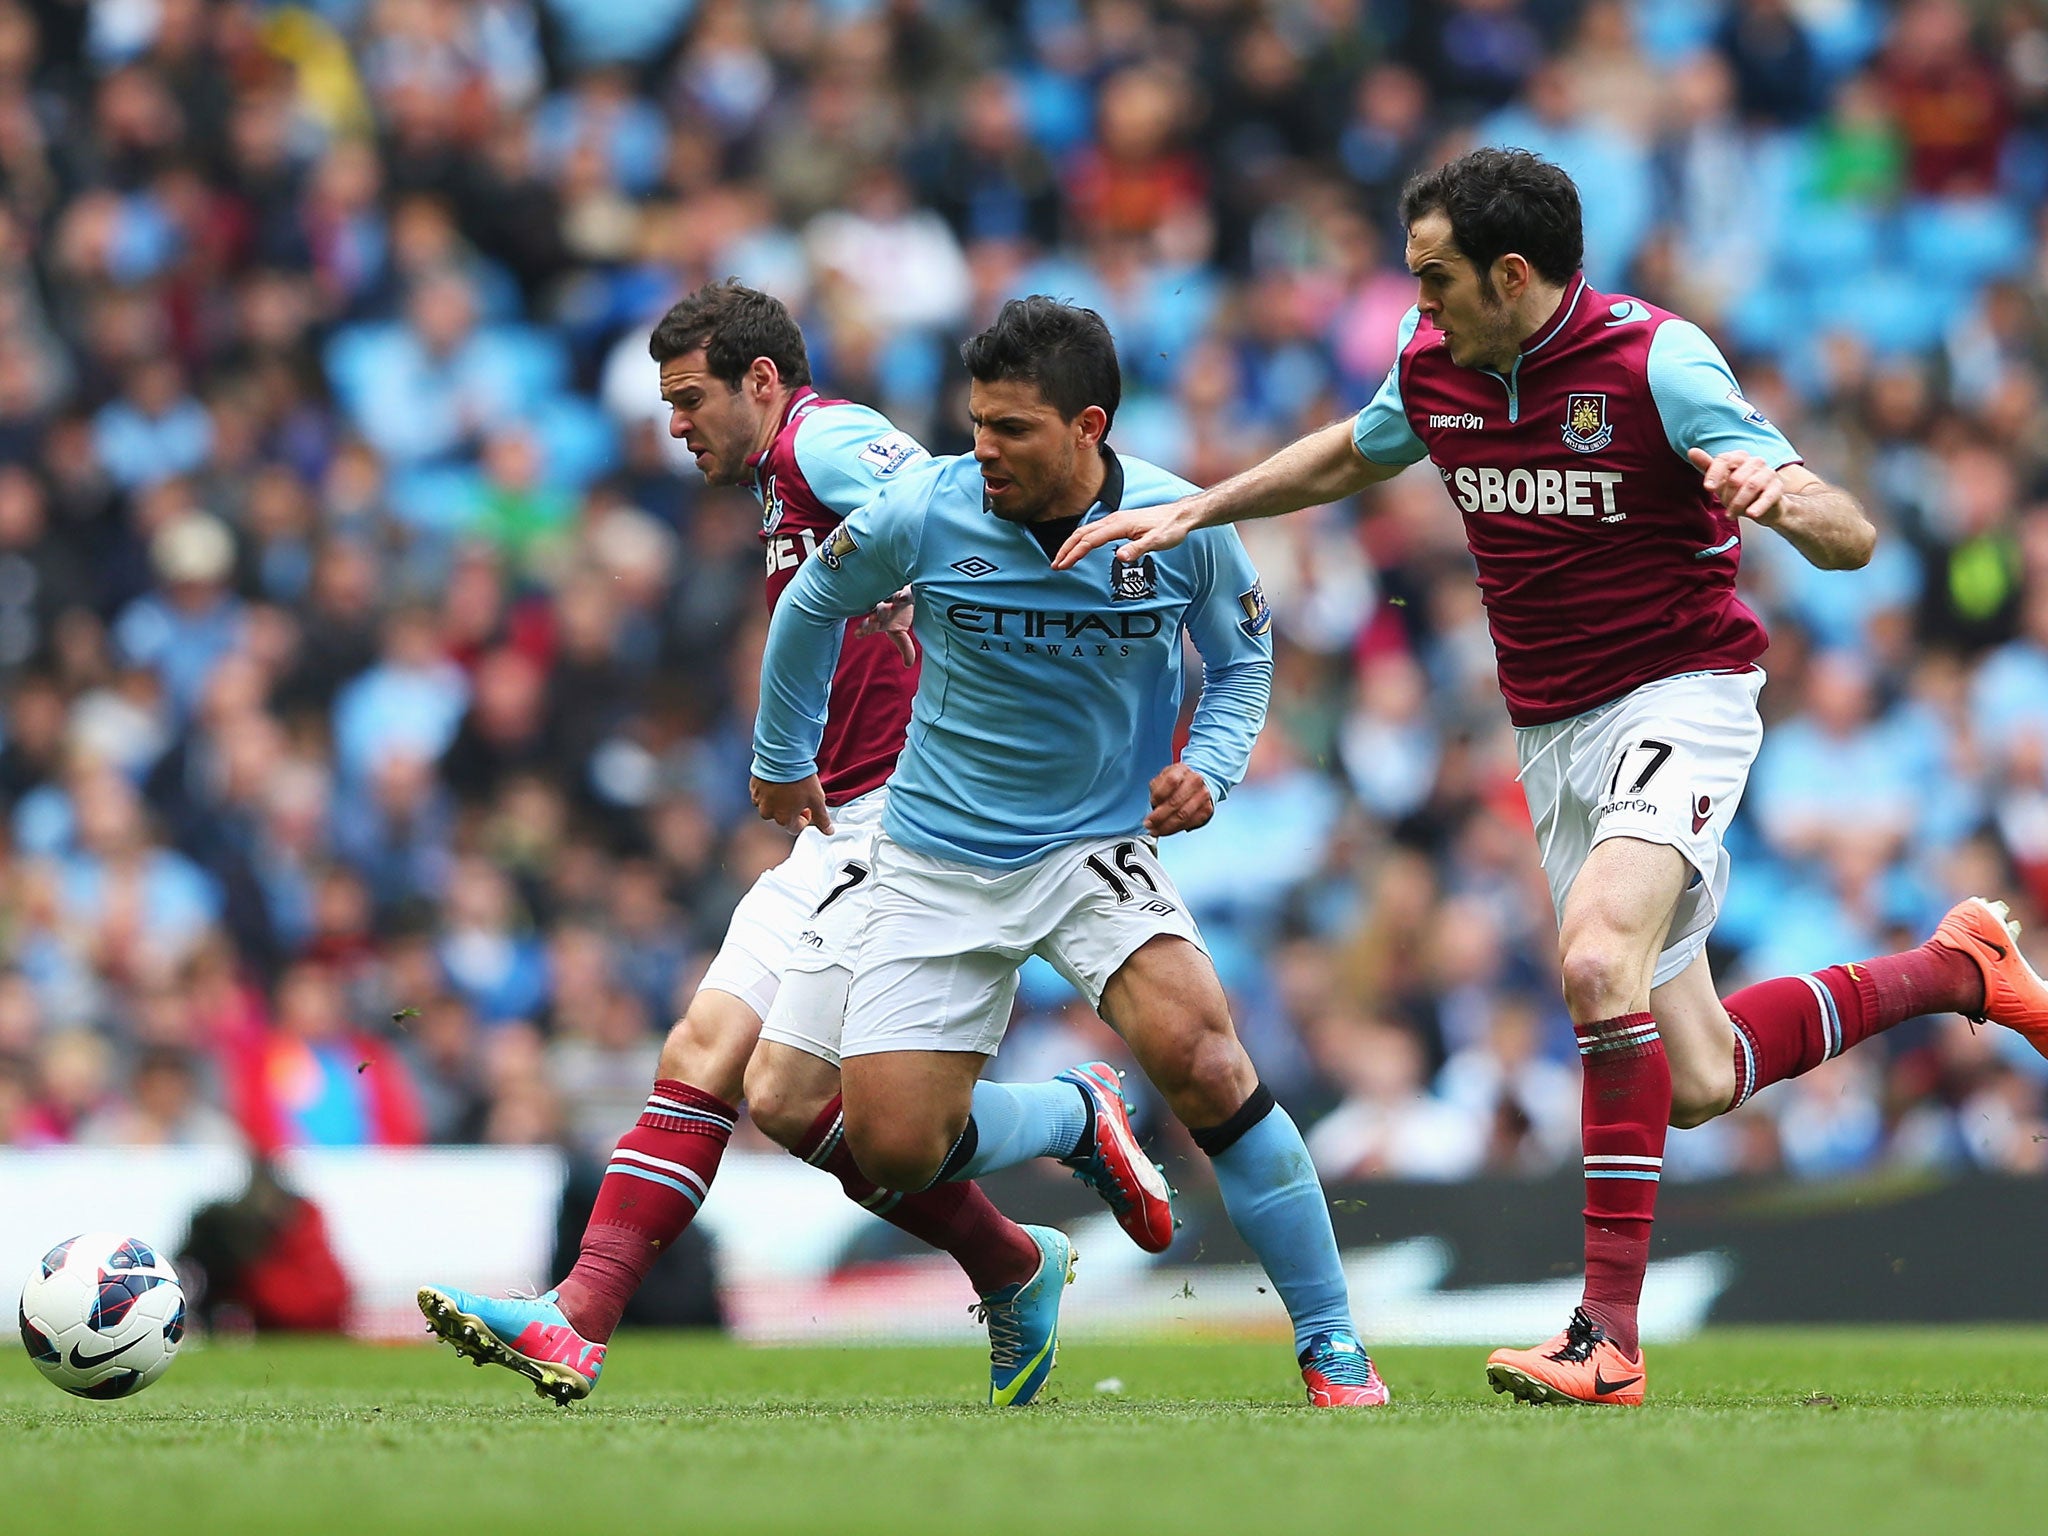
[951,556,999,578]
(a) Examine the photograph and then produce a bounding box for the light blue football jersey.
[752,448,1274,870]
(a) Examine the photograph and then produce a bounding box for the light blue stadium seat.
[1813,268,1963,356]
[1774,204,1881,285]
[1902,198,2031,289]
[532,396,619,491]
[470,326,570,408]
[322,322,405,418]
[389,462,486,537]
[1725,283,1795,357]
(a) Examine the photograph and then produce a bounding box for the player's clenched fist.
[1688,447,1784,525]
[750,772,834,835]
[1145,762,1214,836]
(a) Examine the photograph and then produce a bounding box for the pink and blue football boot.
[1299,1329,1391,1407]
[417,1284,605,1406]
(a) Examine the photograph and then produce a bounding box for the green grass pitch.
[7,1329,2048,1534]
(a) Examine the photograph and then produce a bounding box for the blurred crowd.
[3,0,2048,1193]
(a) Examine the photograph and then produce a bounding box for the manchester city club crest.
[1110,554,1157,601]
[1562,392,1614,453]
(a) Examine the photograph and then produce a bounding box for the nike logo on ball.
[68,1334,145,1371]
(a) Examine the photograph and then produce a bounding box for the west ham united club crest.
[1110,554,1157,601]
[1562,393,1614,454]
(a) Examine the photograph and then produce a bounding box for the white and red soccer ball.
[18,1232,185,1398]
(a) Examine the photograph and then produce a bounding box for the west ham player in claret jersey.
[418,283,1174,1410]
[1057,150,2048,1406]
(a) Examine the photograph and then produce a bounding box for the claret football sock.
[1192,1084,1355,1352]
[794,1096,1040,1295]
[1724,944,1985,1109]
[556,1079,736,1341]
[1575,1013,1669,1359]
[939,1079,1092,1182]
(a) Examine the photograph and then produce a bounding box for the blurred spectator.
[77,1046,243,1146]
[1881,0,2011,197]
[226,958,422,1150]
[113,511,243,723]
[1304,1013,1488,1180]
[1715,0,1821,128]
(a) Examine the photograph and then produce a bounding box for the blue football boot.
[976,1226,1076,1407]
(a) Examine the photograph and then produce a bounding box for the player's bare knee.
[1559,939,1642,1022]
[1161,1027,1256,1128]
[657,996,757,1103]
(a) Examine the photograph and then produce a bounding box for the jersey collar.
[1519,274,1590,361]
[747,386,821,485]
[1084,444,1125,519]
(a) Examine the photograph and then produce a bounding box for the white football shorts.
[831,827,1209,1060]
[696,787,888,1023]
[1515,667,1765,989]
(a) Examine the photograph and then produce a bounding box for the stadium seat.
[1773,205,1881,286]
[532,396,620,492]
[470,327,571,409]
[1902,198,2032,289]
[388,462,486,537]
[1813,268,1963,356]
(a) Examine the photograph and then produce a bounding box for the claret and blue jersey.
[1354,277,1804,726]
[751,447,1274,870]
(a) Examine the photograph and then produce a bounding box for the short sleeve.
[1646,319,1802,467]
[1351,307,1429,467]
[791,404,930,518]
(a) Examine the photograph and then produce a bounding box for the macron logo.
[1428,412,1484,430]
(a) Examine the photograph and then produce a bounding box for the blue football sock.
[1198,1090,1355,1353]
[945,1080,1091,1181]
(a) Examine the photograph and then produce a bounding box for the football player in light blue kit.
[747,297,1388,1406]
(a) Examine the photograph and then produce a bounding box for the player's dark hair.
[1399,148,1584,290]
[961,296,1121,429]
[647,279,812,389]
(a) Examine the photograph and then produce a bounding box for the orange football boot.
[1930,897,2048,1054]
[1486,1308,1646,1406]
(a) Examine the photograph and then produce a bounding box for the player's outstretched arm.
[1053,420,1399,569]
[1687,449,1874,571]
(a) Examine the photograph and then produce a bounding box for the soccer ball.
[18,1232,186,1399]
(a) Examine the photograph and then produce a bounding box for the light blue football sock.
[1200,1090,1355,1353]
[945,1079,1091,1181]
